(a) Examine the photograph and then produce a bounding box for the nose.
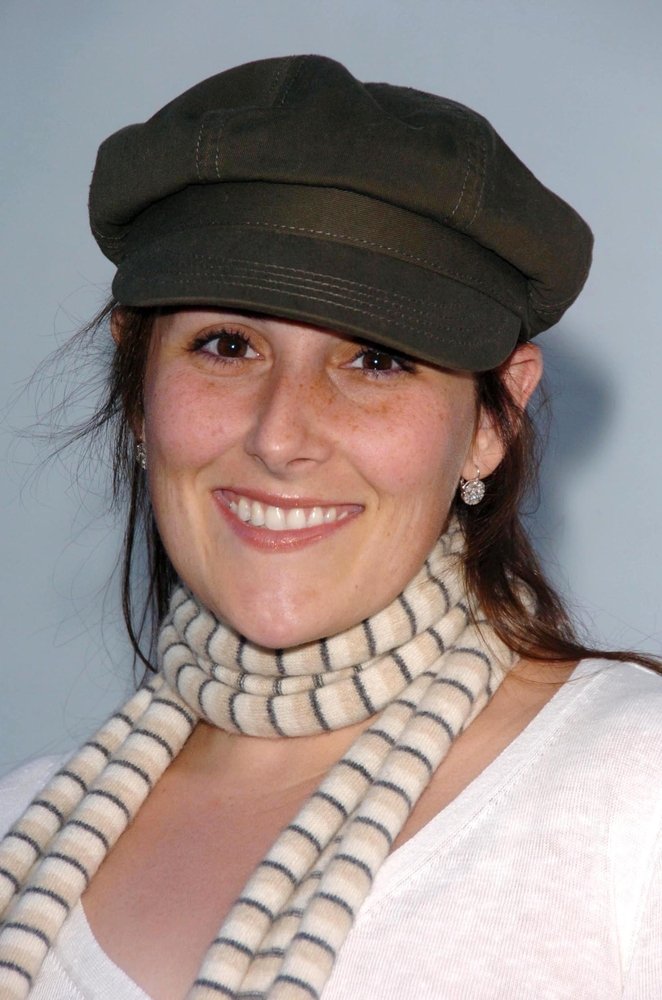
[244,366,334,475]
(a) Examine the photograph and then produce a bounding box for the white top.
[2,659,661,999]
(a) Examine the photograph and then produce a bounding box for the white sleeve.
[622,827,662,998]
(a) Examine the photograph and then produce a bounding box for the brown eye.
[208,330,251,356]
[193,328,258,360]
[347,346,415,375]
[361,350,396,371]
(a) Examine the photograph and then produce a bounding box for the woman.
[1,54,660,999]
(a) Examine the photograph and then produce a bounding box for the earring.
[135,440,147,470]
[460,465,485,506]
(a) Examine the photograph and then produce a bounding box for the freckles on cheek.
[145,372,232,466]
[366,399,471,494]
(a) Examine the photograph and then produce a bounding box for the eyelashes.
[188,326,418,378]
[189,327,257,362]
[347,346,417,376]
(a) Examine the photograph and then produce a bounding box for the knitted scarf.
[0,522,515,999]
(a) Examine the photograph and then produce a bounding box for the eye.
[346,346,416,376]
[191,327,259,361]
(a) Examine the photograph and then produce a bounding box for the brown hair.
[62,301,660,675]
[460,370,660,671]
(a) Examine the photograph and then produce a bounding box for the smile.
[218,489,362,533]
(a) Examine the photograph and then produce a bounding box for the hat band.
[113,183,527,370]
[120,182,527,320]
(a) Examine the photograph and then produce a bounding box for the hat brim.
[115,228,521,372]
[111,183,524,371]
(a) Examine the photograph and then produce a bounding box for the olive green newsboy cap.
[89,55,592,371]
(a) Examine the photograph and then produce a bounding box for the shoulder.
[0,754,67,837]
[569,658,662,738]
[556,658,662,760]
[566,661,662,971]
[498,658,662,838]
[546,659,662,835]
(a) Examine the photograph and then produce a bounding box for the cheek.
[350,390,475,499]
[143,369,241,469]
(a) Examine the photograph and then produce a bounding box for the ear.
[462,342,543,480]
[110,306,127,346]
[110,307,146,439]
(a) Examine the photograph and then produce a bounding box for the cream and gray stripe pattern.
[0,523,515,998]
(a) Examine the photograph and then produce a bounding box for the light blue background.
[1,0,660,776]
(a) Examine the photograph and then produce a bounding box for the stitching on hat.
[138,234,519,315]
[277,58,306,107]
[214,116,226,180]
[135,220,522,311]
[91,223,124,246]
[153,260,446,322]
[137,264,439,321]
[236,220,521,310]
[466,131,488,229]
[527,252,591,312]
[448,110,477,222]
[196,110,239,181]
[172,254,468,321]
[104,219,520,314]
[529,297,563,314]
[266,59,291,102]
[529,299,570,314]
[132,271,482,345]
[448,145,472,222]
[195,115,210,181]
[133,258,508,345]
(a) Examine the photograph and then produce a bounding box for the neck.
[171,713,376,789]
[159,522,474,739]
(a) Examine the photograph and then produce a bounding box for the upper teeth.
[228,495,347,531]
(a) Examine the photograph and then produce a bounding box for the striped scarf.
[0,522,515,998]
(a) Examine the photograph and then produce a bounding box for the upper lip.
[217,487,364,510]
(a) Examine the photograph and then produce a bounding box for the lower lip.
[213,493,362,552]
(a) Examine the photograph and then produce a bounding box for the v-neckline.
[353,658,608,918]
[58,660,608,997]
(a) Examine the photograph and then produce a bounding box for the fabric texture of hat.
[89,55,593,371]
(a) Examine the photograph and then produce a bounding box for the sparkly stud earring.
[135,440,147,470]
[460,465,485,506]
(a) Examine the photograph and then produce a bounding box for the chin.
[232,612,337,651]
[193,588,333,650]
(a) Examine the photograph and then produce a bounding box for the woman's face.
[142,310,484,648]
